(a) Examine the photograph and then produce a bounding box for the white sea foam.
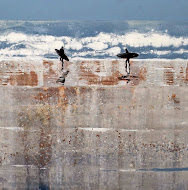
[118,32,188,47]
[106,47,121,56]
[65,39,83,50]
[148,50,172,55]
[87,42,108,51]
[0,31,188,59]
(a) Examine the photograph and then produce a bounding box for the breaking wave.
[0,20,188,59]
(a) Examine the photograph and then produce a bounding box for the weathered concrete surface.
[0,59,188,190]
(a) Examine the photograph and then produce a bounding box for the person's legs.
[61,60,64,72]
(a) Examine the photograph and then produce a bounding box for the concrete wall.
[0,59,188,190]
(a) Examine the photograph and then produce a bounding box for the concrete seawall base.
[0,59,188,190]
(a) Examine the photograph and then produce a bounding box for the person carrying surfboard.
[117,48,139,78]
[55,46,69,72]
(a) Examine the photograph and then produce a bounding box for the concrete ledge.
[0,59,188,189]
[1,59,188,87]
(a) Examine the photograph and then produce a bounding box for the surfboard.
[55,49,69,61]
[55,49,61,56]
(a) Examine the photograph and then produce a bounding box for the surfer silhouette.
[55,46,69,72]
[117,48,139,77]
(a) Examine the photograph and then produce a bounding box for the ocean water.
[0,20,188,60]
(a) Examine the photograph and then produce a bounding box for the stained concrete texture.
[0,59,188,190]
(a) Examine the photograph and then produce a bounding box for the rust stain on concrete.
[9,71,38,86]
[42,87,49,91]
[43,60,53,67]
[139,67,147,81]
[79,60,147,86]
[176,63,188,85]
[164,67,174,85]
[34,87,59,103]
[168,94,180,104]
[58,87,69,111]
[79,61,122,86]
[185,63,188,83]
[35,92,49,101]
[43,60,56,75]
[43,60,58,86]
